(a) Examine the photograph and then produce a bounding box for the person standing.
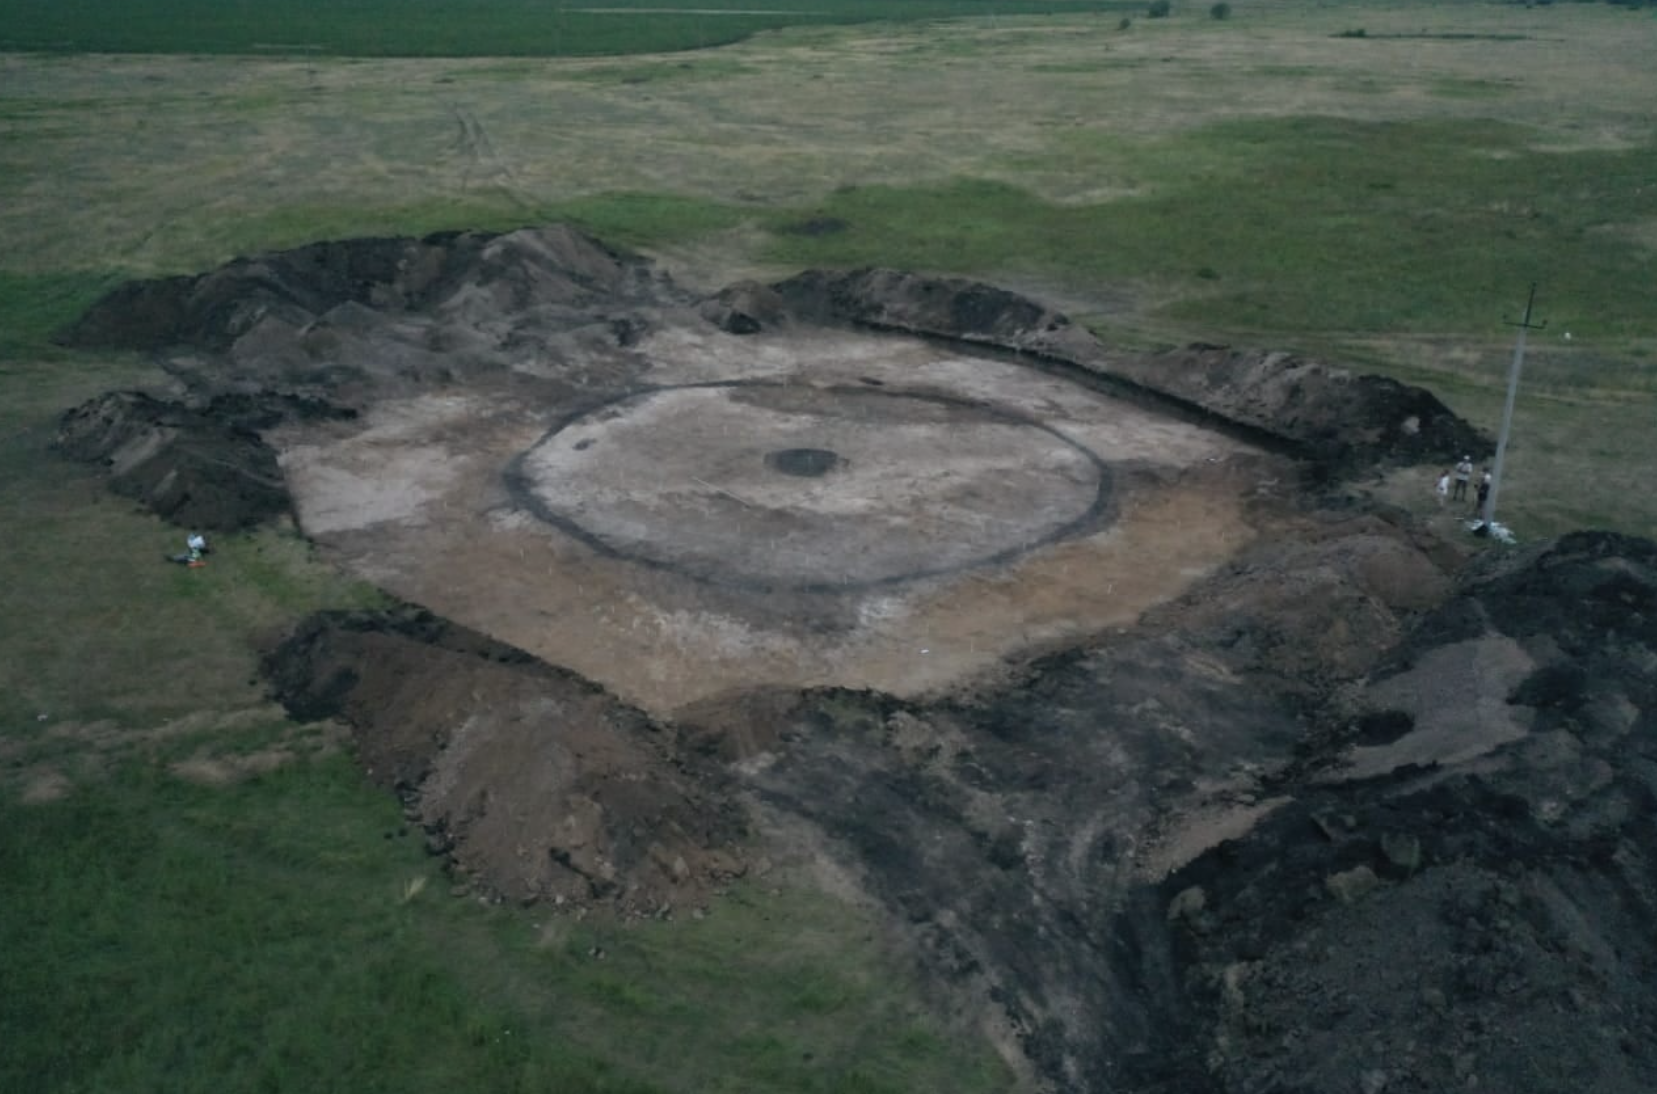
[1473,469,1492,518]
[1435,469,1451,508]
[1452,456,1473,501]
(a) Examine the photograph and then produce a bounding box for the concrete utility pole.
[1482,283,1545,529]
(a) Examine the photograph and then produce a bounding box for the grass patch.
[480,882,1009,1093]
[1430,76,1518,99]
[0,758,642,1093]
[0,345,388,727]
[0,0,1141,58]
[0,490,387,727]
[0,756,1008,1094]
[181,193,751,263]
[190,203,554,267]
[0,272,126,357]
[767,118,1657,342]
[560,57,757,85]
[545,192,754,248]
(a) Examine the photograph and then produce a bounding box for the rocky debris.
[265,607,748,916]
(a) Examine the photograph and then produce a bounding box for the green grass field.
[2,759,1001,1094]
[3,1,1655,1090]
[0,0,1137,57]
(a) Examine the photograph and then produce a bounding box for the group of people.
[1435,456,1492,515]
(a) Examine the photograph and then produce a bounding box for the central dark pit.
[765,447,841,478]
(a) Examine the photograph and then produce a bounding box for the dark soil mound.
[1117,342,1493,473]
[58,226,665,356]
[54,225,682,529]
[54,391,295,531]
[265,607,748,915]
[59,225,677,412]
[711,509,1469,1090]
[697,279,788,335]
[678,527,1657,1093]
[1149,531,1657,1094]
[772,267,1489,472]
[773,267,1074,351]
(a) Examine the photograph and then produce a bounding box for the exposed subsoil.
[56,226,1654,1093]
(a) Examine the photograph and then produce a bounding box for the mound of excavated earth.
[57,226,1654,1093]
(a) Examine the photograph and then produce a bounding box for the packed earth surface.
[59,226,1656,1093]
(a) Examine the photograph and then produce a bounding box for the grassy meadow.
[3,1,1655,1090]
[0,0,1138,57]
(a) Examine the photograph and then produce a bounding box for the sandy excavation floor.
[275,323,1273,716]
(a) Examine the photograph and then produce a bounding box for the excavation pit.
[55,226,1290,715]
[66,227,1605,1094]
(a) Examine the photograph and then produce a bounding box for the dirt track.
[57,226,1656,1093]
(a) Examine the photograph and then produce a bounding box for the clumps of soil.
[264,607,747,915]
[697,279,788,335]
[58,225,679,420]
[58,225,667,358]
[770,267,1489,471]
[54,225,684,530]
[1150,531,1657,1094]
[54,391,299,531]
[1112,342,1492,473]
[678,527,1657,1094]
[1148,508,1465,705]
[774,267,1073,352]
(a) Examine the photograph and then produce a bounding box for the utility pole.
[1482,283,1545,529]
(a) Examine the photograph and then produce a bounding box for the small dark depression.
[765,447,842,478]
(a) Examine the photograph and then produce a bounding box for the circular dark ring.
[504,380,1116,594]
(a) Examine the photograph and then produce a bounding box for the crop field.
[2,1,1655,1091]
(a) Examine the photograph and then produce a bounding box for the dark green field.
[0,0,1135,56]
